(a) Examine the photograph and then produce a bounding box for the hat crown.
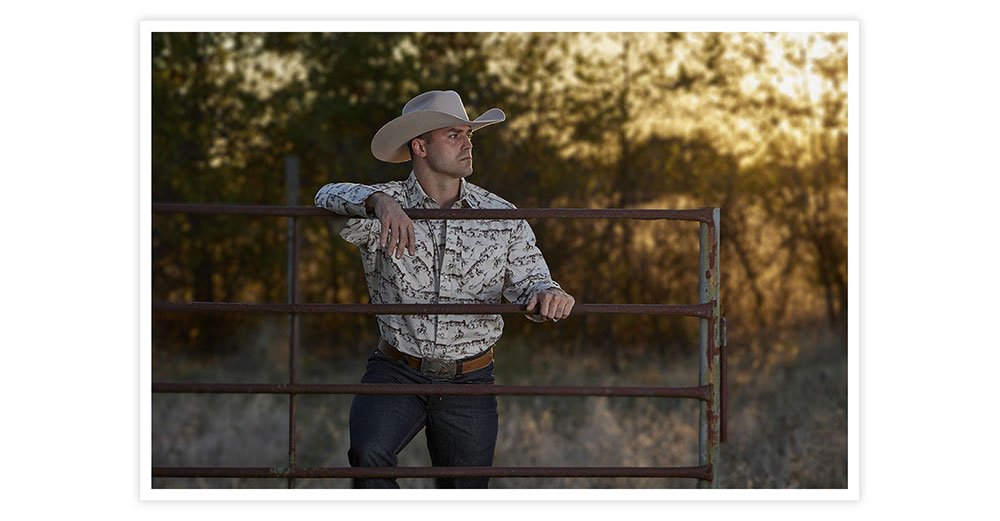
[401,90,470,121]
[372,89,504,163]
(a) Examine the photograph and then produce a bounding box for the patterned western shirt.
[315,171,562,360]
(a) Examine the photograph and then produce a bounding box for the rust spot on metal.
[706,410,719,446]
[707,223,718,272]
[705,317,717,371]
[705,384,719,447]
[269,466,291,477]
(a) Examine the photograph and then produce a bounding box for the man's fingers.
[389,223,400,257]
[526,292,579,320]
[406,220,417,256]
[393,223,401,258]
[557,297,570,319]
[540,294,552,319]
[402,224,411,257]
[524,291,577,321]
[563,297,575,319]
[401,223,411,258]
[407,222,416,255]
[395,223,407,258]
[380,215,416,258]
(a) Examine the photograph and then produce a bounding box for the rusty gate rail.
[152,203,715,222]
[152,382,713,400]
[152,301,715,318]
[152,465,714,481]
[151,203,725,487]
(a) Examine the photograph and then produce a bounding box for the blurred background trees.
[151,31,848,368]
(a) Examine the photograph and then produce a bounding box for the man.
[314,90,575,488]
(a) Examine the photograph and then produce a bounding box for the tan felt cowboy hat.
[371,90,505,163]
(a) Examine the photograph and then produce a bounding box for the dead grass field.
[152,319,846,489]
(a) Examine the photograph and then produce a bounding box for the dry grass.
[151,320,846,489]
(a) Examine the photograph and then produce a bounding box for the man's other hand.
[367,192,415,258]
[526,288,576,322]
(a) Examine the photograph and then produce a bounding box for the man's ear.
[410,137,427,159]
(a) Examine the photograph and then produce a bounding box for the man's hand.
[526,288,576,322]
[367,192,415,258]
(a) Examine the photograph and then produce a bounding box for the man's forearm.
[364,191,391,216]
[315,182,378,218]
[315,183,383,235]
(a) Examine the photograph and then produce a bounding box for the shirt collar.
[404,171,477,209]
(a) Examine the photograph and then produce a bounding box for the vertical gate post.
[285,156,300,489]
[698,208,721,488]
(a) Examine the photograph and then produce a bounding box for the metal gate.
[151,203,726,488]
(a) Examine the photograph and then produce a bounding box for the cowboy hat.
[371,90,505,163]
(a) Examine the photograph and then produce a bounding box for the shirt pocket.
[460,227,508,296]
[379,222,438,298]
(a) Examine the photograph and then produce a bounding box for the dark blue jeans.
[347,349,498,489]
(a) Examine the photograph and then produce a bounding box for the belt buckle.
[420,357,457,379]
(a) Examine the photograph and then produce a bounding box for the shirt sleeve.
[314,182,381,250]
[503,219,563,322]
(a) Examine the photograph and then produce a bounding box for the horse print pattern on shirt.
[315,172,561,360]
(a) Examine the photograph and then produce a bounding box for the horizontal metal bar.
[153,382,713,401]
[152,203,715,223]
[151,301,716,319]
[153,465,713,481]
[153,203,328,217]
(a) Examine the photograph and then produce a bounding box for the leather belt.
[378,338,493,379]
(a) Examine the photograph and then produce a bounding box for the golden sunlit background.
[151,31,847,489]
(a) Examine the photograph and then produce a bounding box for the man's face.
[421,125,474,179]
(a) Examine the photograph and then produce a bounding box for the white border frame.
[139,19,859,501]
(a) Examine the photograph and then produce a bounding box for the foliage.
[151,31,849,360]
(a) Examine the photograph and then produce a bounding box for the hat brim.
[371,108,505,163]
